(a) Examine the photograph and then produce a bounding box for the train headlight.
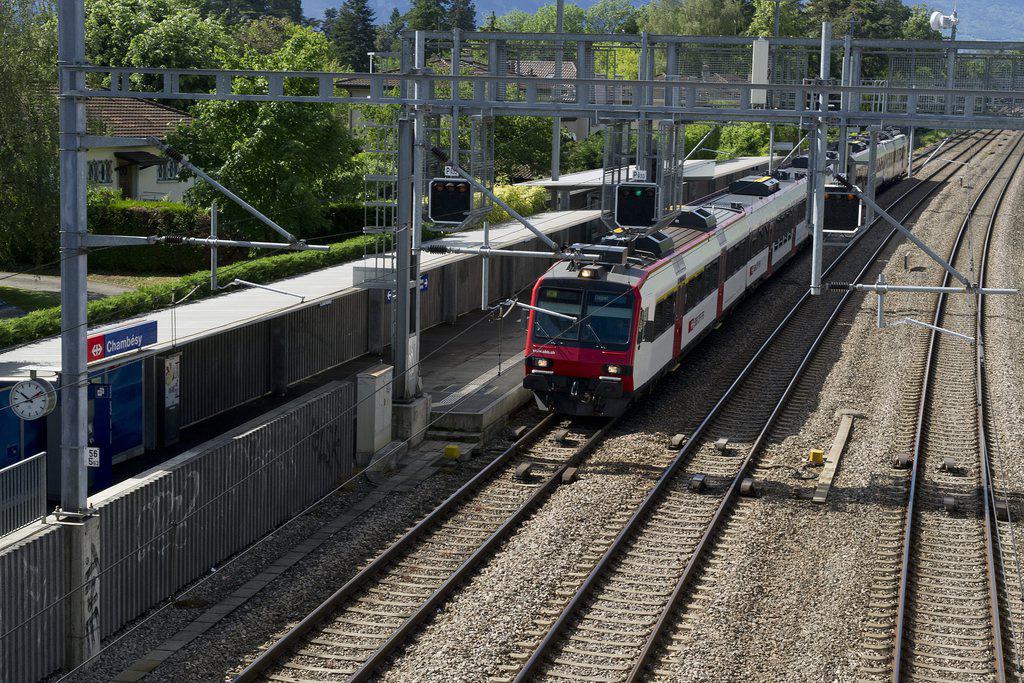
[604,364,630,376]
[579,267,599,279]
[531,357,552,369]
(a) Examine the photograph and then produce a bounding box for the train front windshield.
[532,286,634,351]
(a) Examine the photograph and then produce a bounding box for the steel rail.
[976,128,1024,680]
[976,139,1024,682]
[890,132,1024,683]
[234,412,620,682]
[513,129,993,681]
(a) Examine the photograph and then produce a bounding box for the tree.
[803,0,912,39]
[482,11,498,30]
[406,0,445,32]
[643,0,746,36]
[493,116,556,181]
[86,0,197,67]
[495,4,586,33]
[562,131,604,173]
[322,0,375,70]
[901,3,942,40]
[717,122,771,157]
[584,0,640,34]
[447,0,477,32]
[202,0,302,24]
[375,8,405,53]
[126,8,231,90]
[745,0,806,37]
[233,15,295,54]
[0,0,59,266]
[167,23,361,239]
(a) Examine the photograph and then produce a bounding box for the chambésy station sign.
[86,319,158,363]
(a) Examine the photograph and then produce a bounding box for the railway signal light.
[428,178,472,224]
[614,182,659,229]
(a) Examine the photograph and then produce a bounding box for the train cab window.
[532,287,582,346]
[580,289,635,351]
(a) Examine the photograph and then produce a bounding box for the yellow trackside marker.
[443,444,461,460]
[807,449,824,466]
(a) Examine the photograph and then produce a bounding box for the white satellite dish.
[930,9,959,31]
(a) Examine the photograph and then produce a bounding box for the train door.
[716,253,726,317]
[673,282,685,358]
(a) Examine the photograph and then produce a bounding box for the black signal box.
[428,178,472,224]
[614,182,659,229]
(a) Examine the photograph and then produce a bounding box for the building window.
[87,160,112,184]
[157,159,181,183]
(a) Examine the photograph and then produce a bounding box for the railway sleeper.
[549,656,632,672]
[561,645,638,661]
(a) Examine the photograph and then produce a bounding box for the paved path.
[0,272,131,297]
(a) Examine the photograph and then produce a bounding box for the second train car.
[523,170,810,416]
[824,130,909,229]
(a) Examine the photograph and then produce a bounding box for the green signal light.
[634,189,643,196]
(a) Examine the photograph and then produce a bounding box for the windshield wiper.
[584,322,608,349]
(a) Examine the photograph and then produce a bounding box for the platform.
[104,305,532,485]
[520,156,777,190]
[420,306,531,438]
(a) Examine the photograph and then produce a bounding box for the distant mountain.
[301,0,1021,43]
[940,0,1024,41]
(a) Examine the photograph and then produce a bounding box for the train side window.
[751,225,769,255]
[684,269,703,314]
[727,237,749,277]
[703,257,720,300]
[649,289,677,340]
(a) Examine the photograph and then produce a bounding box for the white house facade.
[84,98,195,202]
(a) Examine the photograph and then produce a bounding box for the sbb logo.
[88,335,106,362]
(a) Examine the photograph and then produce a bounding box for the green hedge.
[485,185,550,225]
[88,197,219,274]
[0,232,384,349]
[84,192,369,274]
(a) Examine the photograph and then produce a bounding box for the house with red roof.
[84,98,195,202]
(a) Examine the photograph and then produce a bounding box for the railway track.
[511,130,1005,683]
[234,131,995,683]
[979,137,1024,680]
[234,414,615,682]
[887,132,1024,682]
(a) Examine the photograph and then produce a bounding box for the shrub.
[484,185,550,225]
[87,194,217,274]
[0,232,384,349]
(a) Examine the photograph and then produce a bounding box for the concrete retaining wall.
[0,381,355,682]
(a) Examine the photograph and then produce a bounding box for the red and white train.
[523,170,811,417]
[522,131,910,417]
